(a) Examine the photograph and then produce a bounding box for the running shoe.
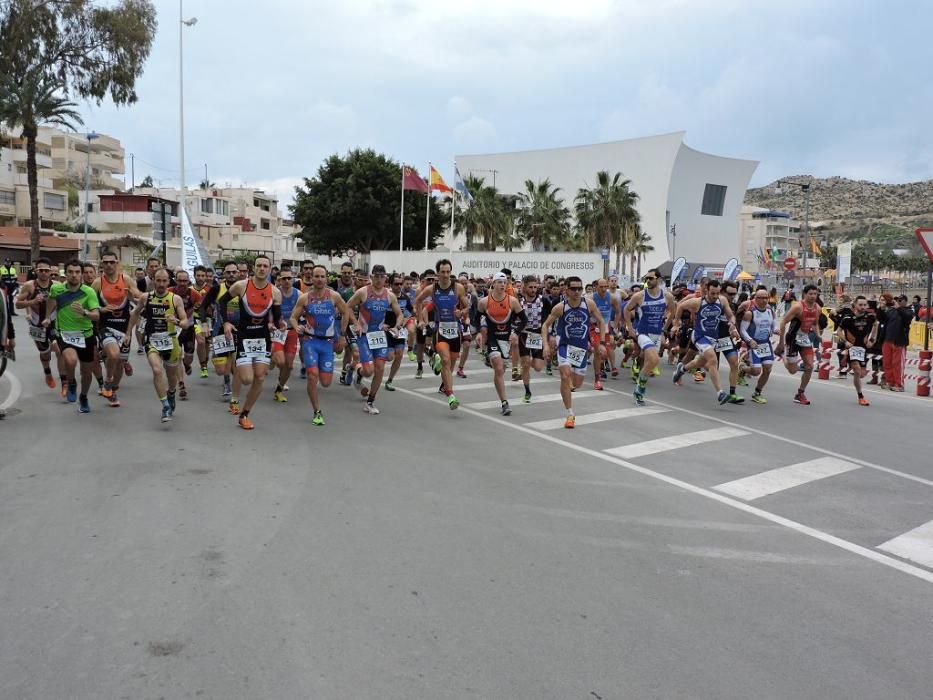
[546,365,553,376]
[229,400,240,415]
[611,367,619,379]
[717,390,729,405]
[432,352,442,375]
[161,405,173,423]
[167,392,176,412]
[273,389,287,403]
[858,396,870,406]
[694,370,706,383]
[794,391,811,405]
[727,393,745,404]
[437,383,446,395]
[415,368,423,379]
[199,366,209,379]
[448,395,459,410]
[45,374,56,389]
[738,375,748,386]
[501,401,511,416]
[184,363,192,376]
[238,415,255,430]
[78,396,90,414]
[124,361,133,377]
[364,402,380,415]
[456,367,467,379]
[512,367,521,381]
[564,415,575,429]
[137,347,144,355]
[179,383,188,400]
[652,366,661,377]
[594,380,604,391]
[523,392,532,404]
[66,380,77,403]
[751,393,767,405]
[222,384,232,398]
[634,387,646,407]
[407,350,416,361]
[107,393,121,408]
[312,410,325,426]
[672,363,686,385]
[385,380,395,391]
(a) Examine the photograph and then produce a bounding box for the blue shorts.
[557,343,589,375]
[749,341,775,366]
[301,337,336,375]
[357,329,390,365]
[693,332,736,356]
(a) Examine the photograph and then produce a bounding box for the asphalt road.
[1,313,932,700]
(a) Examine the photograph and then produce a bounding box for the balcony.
[11,149,52,169]
[13,173,54,189]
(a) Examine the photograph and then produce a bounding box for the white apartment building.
[0,134,71,229]
[39,126,126,191]
[739,205,817,275]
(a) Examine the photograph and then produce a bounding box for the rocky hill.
[744,176,933,249]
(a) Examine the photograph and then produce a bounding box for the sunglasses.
[568,286,584,291]
[643,276,657,281]
[279,276,294,281]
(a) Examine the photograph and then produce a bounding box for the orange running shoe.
[858,396,870,406]
[228,400,240,415]
[101,384,113,399]
[45,374,56,389]
[238,415,255,430]
[564,415,575,429]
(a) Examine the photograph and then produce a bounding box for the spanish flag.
[430,166,453,194]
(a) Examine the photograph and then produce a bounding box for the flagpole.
[424,161,432,250]
[399,165,405,251]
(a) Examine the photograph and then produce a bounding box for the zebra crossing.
[393,355,933,577]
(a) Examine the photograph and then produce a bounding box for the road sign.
[600,248,610,261]
[784,257,797,271]
[917,229,933,262]
[783,269,795,280]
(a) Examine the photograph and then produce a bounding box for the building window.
[701,184,727,216]
[43,192,66,210]
[201,198,213,214]
[261,219,271,230]
[0,190,15,205]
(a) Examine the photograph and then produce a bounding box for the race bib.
[212,334,235,354]
[271,328,288,345]
[566,345,586,367]
[714,337,734,351]
[149,332,174,352]
[366,330,387,349]
[524,332,543,350]
[105,328,125,343]
[795,332,812,348]
[28,325,47,343]
[396,327,408,340]
[848,346,866,363]
[752,342,773,359]
[438,321,459,339]
[61,330,86,348]
[242,337,268,358]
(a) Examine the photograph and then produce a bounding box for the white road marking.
[605,427,748,459]
[0,370,22,411]
[524,406,669,431]
[714,457,862,501]
[392,382,933,585]
[467,390,607,410]
[878,520,933,569]
[414,377,551,394]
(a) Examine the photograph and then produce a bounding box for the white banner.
[180,206,207,276]
[722,257,739,281]
[369,251,603,280]
[836,242,852,282]
[670,256,687,283]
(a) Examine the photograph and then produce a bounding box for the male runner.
[414,259,470,410]
[126,268,190,423]
[517,275,546,403]
[478,272,527,415]
[271,266,301,402]
[541,276,607,428]
[776,284,823,406]
[738,288,779,404]
[671,279,740,405]
[15,257,64,391]
[837,295,878,406]
[192,264,213,377]
[292,264,352,425]
[199,261,241,401]
[217,255,283,429]
[623,268,675,406]
[81,261,106,394]
[298,260,316,293]
[169,269,202,400]
[92,250,140,407]
[44,260,101,413]
[588,278,621,390]
[385,273,414,391]
[345,264,404,414]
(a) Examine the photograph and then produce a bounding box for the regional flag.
[430,166,453,194]
[761,246,770,265]
[454,165,474,203]
[402,166,429,193]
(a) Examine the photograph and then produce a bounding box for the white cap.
[493,272,507,281]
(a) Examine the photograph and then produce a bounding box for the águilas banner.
[180,205,207,276]
[722,257,739,281]
[670,256,687,283]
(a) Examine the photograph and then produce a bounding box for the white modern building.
[455,131,758,268]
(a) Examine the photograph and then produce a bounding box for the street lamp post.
[179,1,197,225]
[774,178,811,282]
[83,131,99,259]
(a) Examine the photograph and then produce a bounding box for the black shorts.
[678,326,692,350]
[58,331,97,364]
[28,323,56,353]
[178,327,196,354]
[486,332,512,360]
[518,330,544,360]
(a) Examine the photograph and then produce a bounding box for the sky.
[81,0,933,216]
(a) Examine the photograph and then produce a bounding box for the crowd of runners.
[5,252,889,429]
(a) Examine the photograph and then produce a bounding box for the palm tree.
[515,179,571,251]
[634,228,654,279]
[0,68,83,262]
[573,188,595,251]
[576,171,640,275]
[457,175,514,251]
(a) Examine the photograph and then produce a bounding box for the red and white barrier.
[818,340,833,380]
[917,350,932,397]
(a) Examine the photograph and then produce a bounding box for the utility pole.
[130,153,135,191]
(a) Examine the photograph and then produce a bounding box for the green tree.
[514,178,571,251]
[139,174,154,188]
[634,229,654,279]
[290,149,445,255]
[575,171,640,275]
[456,175,514,251]
[0,0,158,262]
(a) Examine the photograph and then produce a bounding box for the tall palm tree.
[0,68,83,262]
[457,175,514,251]
[576,171,640,275]
[573,188,595,251]
[515,178,571,251]
[634,228,654,279]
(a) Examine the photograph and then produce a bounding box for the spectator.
[912,295,923,320]
[881,293,914,392]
